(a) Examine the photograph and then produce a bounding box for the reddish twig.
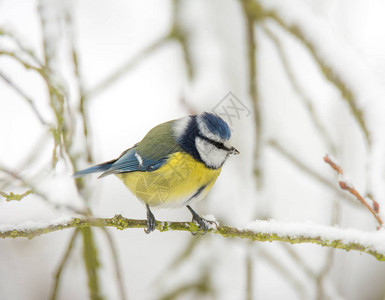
[323,155,383,228]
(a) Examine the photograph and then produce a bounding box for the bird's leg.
[145,204,156,234]
[186,205,213,235]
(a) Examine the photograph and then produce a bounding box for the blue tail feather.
[73,162,114,178]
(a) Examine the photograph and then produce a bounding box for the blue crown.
[200,112,231,140]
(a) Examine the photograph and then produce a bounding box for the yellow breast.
[116,152,221,207]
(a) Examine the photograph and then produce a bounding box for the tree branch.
[50,228,80,300]
[240,0,263,189]
[268,140,359,207]
[1,215,385,261]
[261,24,337,155]
[0,71,49,126]
[324,155,383,227]
[239,0,370,145]
[101,228,127,300]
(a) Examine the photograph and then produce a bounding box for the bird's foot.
[145,204,156,234]
[187,205,215,235]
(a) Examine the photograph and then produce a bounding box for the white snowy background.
[1,0,385,299]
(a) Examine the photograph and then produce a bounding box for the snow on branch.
[324,155,383,227]
[1,215,385,261]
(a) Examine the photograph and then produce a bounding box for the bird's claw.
[186,205,216,235]
[191,214,216,235]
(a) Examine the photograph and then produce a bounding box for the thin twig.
[324,155,383,227]
[81,0,194,106]
[261,24,337,154]
[16,132,50,172]
[50,229,80,300]
[101,228,128,300]
[84,36,169,99]
[169,0,194,80]
[0,189,32,201]
[0,165,81,213]
[0,71,48,126]
[280,200,339,300]
[282,244,316,278]
[168,237,200,270]
[239,0,370,145]
[240,0,263,189]
[159,268,213,300]
[0,50,43,74]
[256,246,308,300]
[272,15,370,144]
[81,227,103,300]
[84,1,192,100]
[64,9,93,164]
[154,237,201,295]
[245,247,254,300]
[1,47,65,168]
[268,140,359,207]
[0,28,43,66]
[37,0,69,167]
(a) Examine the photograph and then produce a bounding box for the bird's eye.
[197,134,232,152]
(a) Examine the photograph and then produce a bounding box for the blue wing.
[103,147,168,176]
[73,147,168,178]
[73,162,114,178]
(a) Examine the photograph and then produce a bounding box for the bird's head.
[173,112,239,169]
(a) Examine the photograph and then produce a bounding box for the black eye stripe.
[197,134,231,151]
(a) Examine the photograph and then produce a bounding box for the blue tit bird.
[74,112,239,233]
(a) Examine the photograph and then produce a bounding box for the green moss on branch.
[1,215,384,261]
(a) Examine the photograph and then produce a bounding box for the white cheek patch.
[195,137,228,169]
